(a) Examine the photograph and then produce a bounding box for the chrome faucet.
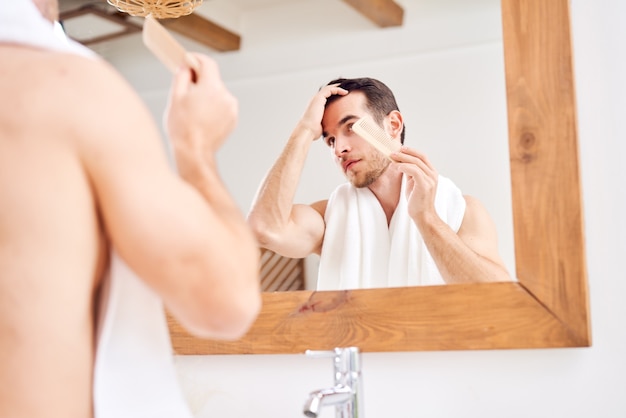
[303,347,364,418]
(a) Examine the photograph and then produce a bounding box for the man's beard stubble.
[349,155,391,188]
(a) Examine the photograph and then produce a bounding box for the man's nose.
[334,136,351,157]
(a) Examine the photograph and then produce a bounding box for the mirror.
[229,0,516,292]
[222,0,516,292]
[168,0,591,354]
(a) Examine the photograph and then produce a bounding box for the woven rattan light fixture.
[107,0,203,19]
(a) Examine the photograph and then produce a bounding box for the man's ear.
[386,110,404,140]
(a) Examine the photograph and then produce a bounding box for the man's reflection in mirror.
[248,77,512,290]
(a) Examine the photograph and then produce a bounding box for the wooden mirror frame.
[168,0,591,354]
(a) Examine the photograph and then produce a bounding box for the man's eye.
[326,137,335,147]
[347,123,354,132]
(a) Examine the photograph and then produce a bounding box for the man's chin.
[348,176,375,189]
[344,161,388,188]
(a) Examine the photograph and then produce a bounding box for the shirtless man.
[0,1,261,417]
[248,78,511,289]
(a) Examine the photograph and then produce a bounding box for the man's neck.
[367,166,403,225]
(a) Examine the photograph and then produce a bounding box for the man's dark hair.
[325,77,405,144]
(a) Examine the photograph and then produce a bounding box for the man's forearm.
[248,125,316,235]
[179,157,249,229]
[417,213,510,284]
[174,147,260,273]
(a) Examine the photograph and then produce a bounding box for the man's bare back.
[0,4,261,417]
[0,45,106,418]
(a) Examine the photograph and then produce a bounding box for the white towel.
[94,254,193,418]
[0,1,93,56]
[318,174,466,290]
[0,3,192,417]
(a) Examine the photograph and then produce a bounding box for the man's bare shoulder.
[1,43,166,188]
[39,50,144,116]
[1,45,147,130]
[2,45,120,94]
[310,199,329,218]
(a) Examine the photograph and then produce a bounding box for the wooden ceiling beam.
[341,0,404,27]
[161,13,241,52]
[61,0,398,51]
[59,4,142,46]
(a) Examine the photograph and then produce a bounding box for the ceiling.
[58,0,405,52]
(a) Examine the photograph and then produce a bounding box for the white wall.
[98,0,626,416]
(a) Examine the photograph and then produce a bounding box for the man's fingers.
[172,66,192,97]
[183,52,200,83]
[319,83,348,98]
[186,53,225,89]
[184,52,200,73]
[392,147,436,172]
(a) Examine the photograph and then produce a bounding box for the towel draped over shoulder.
[317,174,466,290]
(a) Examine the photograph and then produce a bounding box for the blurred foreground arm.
[83,54,260,340]
[163,54,262,337]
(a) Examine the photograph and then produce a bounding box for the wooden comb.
[352,116,402,159]
[142,14,199,74]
